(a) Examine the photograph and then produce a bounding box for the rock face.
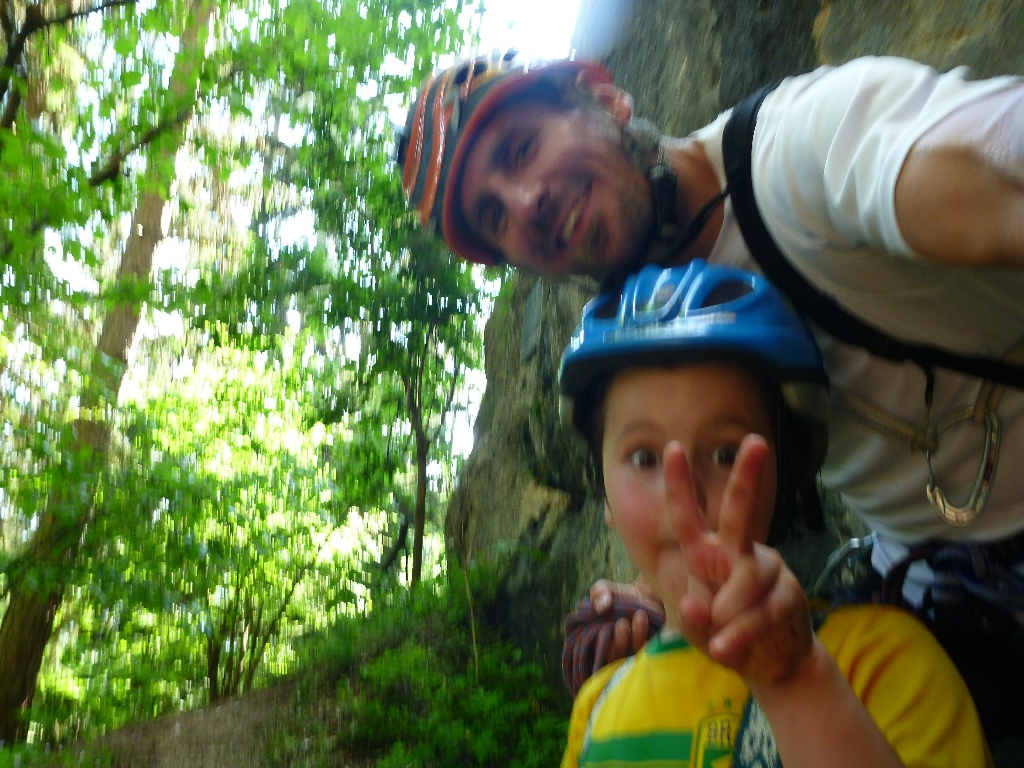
[445,0,1024,685]
[446,273,637,670]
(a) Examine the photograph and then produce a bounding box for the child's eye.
[711,445,739,467]
[628,448,659,469]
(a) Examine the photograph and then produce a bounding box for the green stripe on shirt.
[584,731,694,764]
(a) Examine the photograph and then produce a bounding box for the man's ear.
[604,500,616,529]
[576,70,633,124]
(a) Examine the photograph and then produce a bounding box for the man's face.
[457,100,653,278]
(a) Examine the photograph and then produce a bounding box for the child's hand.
[665,435,813,688]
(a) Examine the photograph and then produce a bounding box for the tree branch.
[40,0,137,29]
[88,112,187,186]
[243,568,307,691]
[0,1,16,45]
[0,86,19,130]
[0,74,183,261]
[0,0,139,107]
[430,342,462,444]
[379,498,412,573]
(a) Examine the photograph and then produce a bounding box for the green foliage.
[27,338,360,740]
[0,0,481,752]
[262,570,571,768]
[353,639,567,768]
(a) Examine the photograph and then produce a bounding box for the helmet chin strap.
[618,117,682,247]
[599,118,728,293]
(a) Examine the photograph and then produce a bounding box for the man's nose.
[507,177,548,225]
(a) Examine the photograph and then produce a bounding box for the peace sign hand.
[664,435,813,688]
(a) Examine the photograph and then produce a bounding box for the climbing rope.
[562,596,665,697]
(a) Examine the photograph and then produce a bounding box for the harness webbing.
[722,83,1024,391]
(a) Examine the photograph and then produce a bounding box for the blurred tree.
[0,0,212,741]
[308,166,483,585]
[0,0,471,745]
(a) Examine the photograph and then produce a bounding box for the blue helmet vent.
[700,280,753,308]
[559,261,830,481]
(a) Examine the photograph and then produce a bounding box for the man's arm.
[896,85,1024,268]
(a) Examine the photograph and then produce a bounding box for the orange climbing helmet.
[396,51,613,265]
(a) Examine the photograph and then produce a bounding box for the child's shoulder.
[817,602,944,667]
[815,604,991,767]
[816,603,962,699]
[574,655,631,707]
[818,603,933,647]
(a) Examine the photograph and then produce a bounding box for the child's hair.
[559,261,830,542]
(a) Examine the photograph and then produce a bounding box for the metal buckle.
[811,534,875,597]
[926,410,1001,528]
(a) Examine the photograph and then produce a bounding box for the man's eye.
[488,203,505,236]
[511,137,532,168]
[629,449,658,469]
[711,445,739,467]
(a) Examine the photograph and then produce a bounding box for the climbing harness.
[882,535,1024,616]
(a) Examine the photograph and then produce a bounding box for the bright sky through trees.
[473,0,581,59]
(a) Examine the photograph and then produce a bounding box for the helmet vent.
[594,295,619,319]
[700,280,752,308]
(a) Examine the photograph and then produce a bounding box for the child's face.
[600,363,778,624]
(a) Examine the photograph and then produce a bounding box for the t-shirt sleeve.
[818,605,992,768]
[753,56,1019,261]
[560,660,625,768]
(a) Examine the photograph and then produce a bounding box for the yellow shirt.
[561,605,991,768]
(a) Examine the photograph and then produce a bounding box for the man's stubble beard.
[577,186,653,280]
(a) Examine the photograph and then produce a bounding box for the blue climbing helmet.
[559,260,830,505]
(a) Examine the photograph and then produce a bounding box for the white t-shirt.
[692,57,1024,563]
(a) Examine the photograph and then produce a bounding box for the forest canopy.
[0,0,537,758]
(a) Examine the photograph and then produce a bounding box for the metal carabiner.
[811,534,875,597]
[926,410,1001,528]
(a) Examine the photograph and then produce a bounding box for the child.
[557,261,990,768]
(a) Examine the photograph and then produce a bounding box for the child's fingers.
[678,592,713,651]
[665,440,737,591]
[715,434,770,558]
[707,602,771,669]
[707,547,781,630]
[630,609,651,653]
[663,441,709,549]
[707,564,813,685]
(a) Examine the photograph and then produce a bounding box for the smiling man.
[456,96,651,276]
[399,54,686,278]
[397,51,1024,739]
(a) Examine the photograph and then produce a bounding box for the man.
[397,52,1024,736]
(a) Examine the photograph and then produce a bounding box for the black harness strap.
[722,84,1024,391]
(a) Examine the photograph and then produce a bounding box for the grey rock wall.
[446,0,1024,689]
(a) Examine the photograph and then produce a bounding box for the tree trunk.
[0,559,63,741]
[0,189,163,742]
[0,2,209,741]
[207,633,222,703]
[411,419,429,585]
